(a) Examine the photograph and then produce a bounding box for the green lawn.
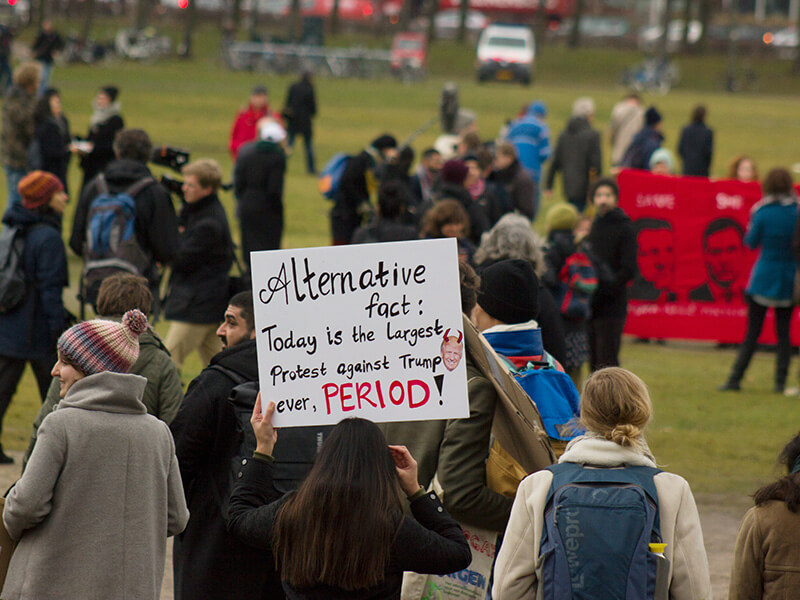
[2,26,800,497]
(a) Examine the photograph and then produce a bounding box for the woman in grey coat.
[2,310,189,600]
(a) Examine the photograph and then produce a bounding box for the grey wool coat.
[2,371,189,600]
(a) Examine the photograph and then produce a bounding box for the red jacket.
[229,103,269,159]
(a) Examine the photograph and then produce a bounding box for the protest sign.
[250,238,470,427]
[618,170,800,344]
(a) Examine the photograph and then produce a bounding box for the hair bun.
[610,424,640,448]
[122,309,148,336]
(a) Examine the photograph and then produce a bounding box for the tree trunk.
[249,0,260,40]
[397,0,414,31]
[457,0,468,43]
[181,0,198,57]
[725,0,738,90]
[231,0,243,32]
[330,0,341,36]
[425,0,438,42]
[568,0,585,48]
[658,0,673,60]
[696,0,711,54]
[34,0,46,30]
[289,0,302,41]
[534,0,548,54]
[80,0,97,44]
[680,0,692,52]
[134,0,150,30]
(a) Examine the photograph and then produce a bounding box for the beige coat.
[492,436,712,600]
[729,499,800,600]
[3,372,189,600]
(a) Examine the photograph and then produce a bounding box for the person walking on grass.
[719,168,798,394]
[2,309,188,600]
[283,71,317,175]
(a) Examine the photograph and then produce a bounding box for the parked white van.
[476,24,535,85]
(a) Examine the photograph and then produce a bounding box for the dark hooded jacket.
[0,203,67,359]
[545,116,602,206]
[588,207,637,319]
[170,339,284,599]
[489,159,535,220]
[69,158,178,282]
[678,121,713,177]
[164,192,234,324]
[436,181,490,246]
[622,125,664,171]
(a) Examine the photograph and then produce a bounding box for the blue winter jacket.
[506,107,551,184]
[745,196,799,303]
[0,203,67,359]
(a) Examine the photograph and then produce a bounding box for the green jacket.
[22,324,183,470]
[1,85,36,169]
[436,355,514,534]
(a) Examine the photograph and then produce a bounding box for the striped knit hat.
[19,171,63,210]
[57,310,148,376]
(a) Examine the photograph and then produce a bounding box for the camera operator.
[163,159,234,372]
[69,128,178,314]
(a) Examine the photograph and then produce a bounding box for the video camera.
[151,145,190,173]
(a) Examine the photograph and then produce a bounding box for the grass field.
[2,25,800,497]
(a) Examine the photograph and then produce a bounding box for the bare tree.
[231,0,244,32]
[696,0,712,54]
[34,0,46,30]
[534,0,548,54]
[397,0,414,31]
[457,0,468,43]
[330,0,341,35]
[134,0,151,30]
[80,0,97,45]
[289,0,302,41]
[658,0,673,60]
[425,0,439,42]
[568,0,585,48]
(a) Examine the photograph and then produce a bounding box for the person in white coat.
[492,367,712,600]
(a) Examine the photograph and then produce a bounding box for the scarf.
[89,101,121,129]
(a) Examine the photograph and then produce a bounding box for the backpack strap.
[96,173,109,196]
[123,176,156,199]
[208,364,250,386]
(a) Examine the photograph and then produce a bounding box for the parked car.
[390,31,427,80]
[476,24,534,85]
[555,16,631,40]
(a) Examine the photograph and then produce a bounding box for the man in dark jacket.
[1,62,39,208]
[283,71,317,174]
[544,97,602,212]
[170,291,283,600]
[0,171,68,463]
[31,21,62,95]
[436,158,490,246]
[331,134,398,245]
[489,141,536,220]
[622,106,664,171]
[69,128,178,307]
[351,181,419,244]
[586,178,637,371]
[234,120,287,261]
[164,159,234,371]
[678,104,713,177]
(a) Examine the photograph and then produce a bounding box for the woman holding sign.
[227,395,471,599]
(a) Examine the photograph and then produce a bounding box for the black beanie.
[645,106,662,126]
[371,134,397,151]
[101,86,119,102]
[477,259,539,324]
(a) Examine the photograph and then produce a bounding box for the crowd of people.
[0,54,797,600]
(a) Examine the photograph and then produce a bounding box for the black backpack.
[0,224,42,314]
[210,365,333,497]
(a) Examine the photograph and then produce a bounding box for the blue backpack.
[317,152,351,200]
[507,358,582,442]
[539,462,663,600]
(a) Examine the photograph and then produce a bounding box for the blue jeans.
[4,166,26,208]
[287,130,316,174]
[37,61,52,96]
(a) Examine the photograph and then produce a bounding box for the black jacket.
[437,182,490,246]
[545,116,602,205]
[69,158,178,280]
[227,458,471,600]
[678,122,713,177]
[32,30,63,63]
[351,218,418,244]
[164,193,234,324]
[489,159,535,220]
[170,340,283,600]
[284,78,316,135]
[34,115,70,186]
[331,149,376,243]
[80,113,124,186]
[588,207,637,319]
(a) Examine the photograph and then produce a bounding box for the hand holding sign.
[389,445,420,497]
[250,393,278,456]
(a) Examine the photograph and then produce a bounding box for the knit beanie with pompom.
[57,309,148,375]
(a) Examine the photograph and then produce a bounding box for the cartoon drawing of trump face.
[440,329,463,372]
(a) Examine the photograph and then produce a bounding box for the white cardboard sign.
[250,239,469,427]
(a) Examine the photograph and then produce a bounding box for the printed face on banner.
[250,239,470,427]
[702,220,746,288]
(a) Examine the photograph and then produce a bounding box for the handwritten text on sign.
[250,239,469,427]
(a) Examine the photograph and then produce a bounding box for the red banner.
[618,169,800,344]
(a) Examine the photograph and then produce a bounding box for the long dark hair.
[33,87,58,126]
[273,418,403,590]
[753,431,800,512]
